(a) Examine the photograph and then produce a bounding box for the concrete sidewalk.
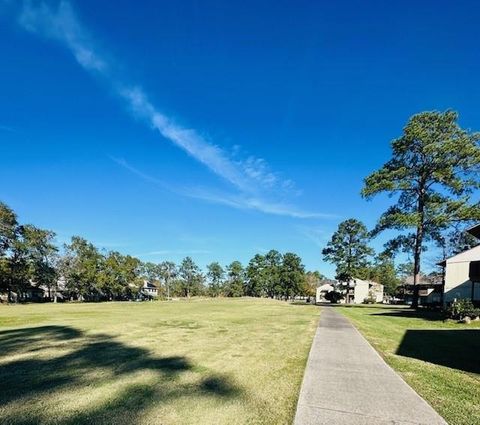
[294,307,446,425]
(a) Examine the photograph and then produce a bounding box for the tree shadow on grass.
[0,325,243,424]
[396,329,480,374]
[370,309,445,321]
[200,375,241,397]
[0,326,82,357]
[327,304,449,322]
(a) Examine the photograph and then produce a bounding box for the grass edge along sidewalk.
[336,304,480,425]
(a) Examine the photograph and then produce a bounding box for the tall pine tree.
[362,111,480,307]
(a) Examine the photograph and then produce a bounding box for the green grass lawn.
[336,305,480,425]
[0,298,319,425]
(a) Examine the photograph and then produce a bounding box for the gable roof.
[467,223,480,239]
[402,274,442,286]
[437,223,480,267]
[440,244,480,265]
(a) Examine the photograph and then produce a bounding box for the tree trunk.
[412,191,425,309]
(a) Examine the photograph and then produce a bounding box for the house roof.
[403,274,435,285]
[402,274,442,287]
[467,223,480,239]
[351,277,383,288]
[437,224,480,266]
[317,283,334,291]
[438,243,480,266]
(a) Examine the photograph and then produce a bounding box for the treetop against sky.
[1,0,480,276]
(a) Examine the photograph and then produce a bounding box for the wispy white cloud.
[297,225,330,247]
[10,0,333,219]
[19,1,106,72]
[114,158,334,219]
[117,86,253,192]
[14,1,282,192]
[186,187,333,219]
[110,157,174,192]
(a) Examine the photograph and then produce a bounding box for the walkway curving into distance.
[294,306,446,425]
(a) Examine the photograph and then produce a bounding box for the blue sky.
[1,0,480,277]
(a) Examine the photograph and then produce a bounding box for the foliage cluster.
[0,203,317,303]
[445,299,480,320]
[362,111,480,307]
[322,218,402,295]
[324,290,344,303]
[324,111,480,306]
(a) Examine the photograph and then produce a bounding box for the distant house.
[23,285,46,302]
[140,281,158,299]
[317,278,383,304]
[315,279,337,303]
[396,274,443,306]
[438,224,480,304]
[341,278,383,304]
[1,284,46,303]
[369,281,385,303]
[35,277,68,302]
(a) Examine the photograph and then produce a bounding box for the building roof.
[438,244,480,266]
[467,223,480,239]
[403,274,432,285]
[317,283,334,291]
[351,277,383,288]
[437,224,480,267]
[401,274,442,287]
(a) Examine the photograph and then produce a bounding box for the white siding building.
[317,278,384,304]
[344,278,384,304]
[439,225,480,304]
[315,281,335,303]
[141,281,159,297]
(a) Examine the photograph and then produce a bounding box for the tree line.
[0,202,320,302]
[322,111,480,305]
[3,110,479,306]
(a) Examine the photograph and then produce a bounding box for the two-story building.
[316,278,384,304]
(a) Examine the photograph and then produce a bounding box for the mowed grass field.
[336,305,480,425]
[0,298,319,425]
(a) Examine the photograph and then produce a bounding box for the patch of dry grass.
[0,298,319,424]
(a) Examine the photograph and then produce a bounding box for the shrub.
[445,299,480,320]
[363,296,376,304]
[325,290,344,304]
